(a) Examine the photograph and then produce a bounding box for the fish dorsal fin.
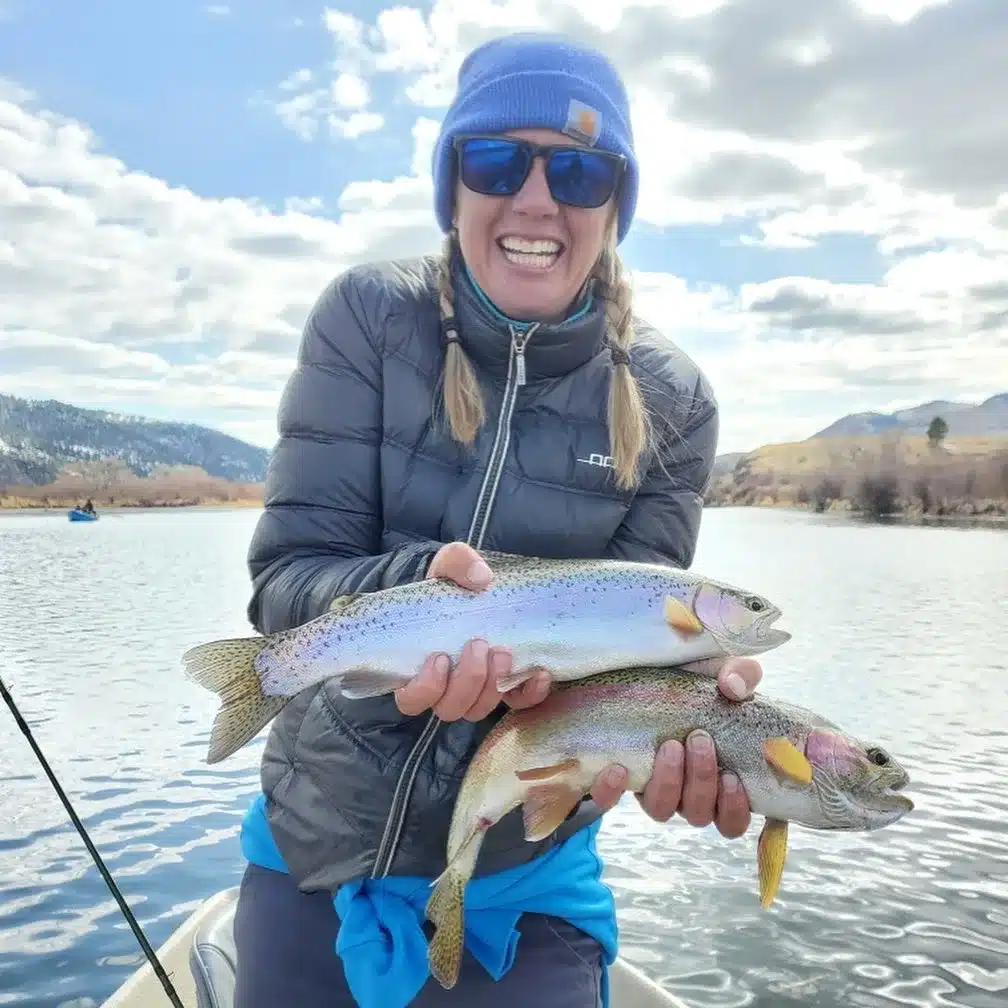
[757,817,789,908]
[664,596,704,634]
[522,782,583,842]
[328,592,363,613]
[515,757,580,781]
[763,737,813,785]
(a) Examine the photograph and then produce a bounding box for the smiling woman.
[231,29,767,1008]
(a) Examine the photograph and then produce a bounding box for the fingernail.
[490,648,512,677]
[605,766,627,788]
[470,638,488,661]
[467,561,492,587]
[688,731,714,755]
[722,772,739,795]
[724,672,748,701]
[659,741,683,766]
[434,654,450,677]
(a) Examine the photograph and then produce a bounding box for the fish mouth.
[865,791,915,823]
[752,609,790,650]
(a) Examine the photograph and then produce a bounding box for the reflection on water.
[0,507,1005,1007]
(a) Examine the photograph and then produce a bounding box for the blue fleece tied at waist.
[240,794,618,1008]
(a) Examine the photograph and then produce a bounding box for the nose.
[511,156,558,216]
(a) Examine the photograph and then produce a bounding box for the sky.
[0,0,1005,454]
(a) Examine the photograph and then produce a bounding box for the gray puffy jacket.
[245,253,718,894]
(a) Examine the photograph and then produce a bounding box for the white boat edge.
[100,886,689,1008]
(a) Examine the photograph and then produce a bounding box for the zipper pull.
[515,342,527,386]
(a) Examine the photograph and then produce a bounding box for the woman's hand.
[393,542,551,721]
[588,657,764,839]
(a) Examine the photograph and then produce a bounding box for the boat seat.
[189,888,240,1008]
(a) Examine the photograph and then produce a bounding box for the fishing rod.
[1,675,186,1008]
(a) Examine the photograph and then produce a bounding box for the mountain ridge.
[0,393,270,487]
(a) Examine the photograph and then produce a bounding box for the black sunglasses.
[453,134,625,210]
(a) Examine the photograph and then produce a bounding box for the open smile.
[497,237,564,272]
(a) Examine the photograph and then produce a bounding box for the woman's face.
[454,128,616,323]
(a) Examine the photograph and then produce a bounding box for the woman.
[233,30,764,1008]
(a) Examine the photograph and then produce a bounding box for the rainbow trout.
[425,667,913,989]
[182,551,790,764]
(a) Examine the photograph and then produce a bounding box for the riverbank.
[704,432,1008,524]
[0,461,264,511]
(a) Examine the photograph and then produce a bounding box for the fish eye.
[745,596,765,612]
[866,747,890,767]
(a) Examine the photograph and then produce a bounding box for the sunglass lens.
[460,139,530,196]
[547,149,620,208]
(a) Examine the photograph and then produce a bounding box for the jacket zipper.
[371,323,538,879]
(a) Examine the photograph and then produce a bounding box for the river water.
[0,507,1005,1007]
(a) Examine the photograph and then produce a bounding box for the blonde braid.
[594,225,651,490]
[436,234,486,443]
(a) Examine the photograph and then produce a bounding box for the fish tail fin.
[426,865,466,989]
[181,636,286,764]
[425,824,486,990]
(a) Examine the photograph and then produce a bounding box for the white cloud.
[205,4,230,16]
[2,0,1007,457]
[0,85,440,448]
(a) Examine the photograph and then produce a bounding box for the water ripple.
[1,508,1007,1007]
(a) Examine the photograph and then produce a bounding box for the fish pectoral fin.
[763,737,813,785]
[756,817,789,908]
[339,666,414,699]
[515,757,581,782]
[495,668,535,693]
[521,782,583,842]
[664,596,704,634]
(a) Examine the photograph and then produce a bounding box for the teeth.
[500,238,561,255]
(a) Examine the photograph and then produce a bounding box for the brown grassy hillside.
[0,460,264,509]
[705,433,1008,519]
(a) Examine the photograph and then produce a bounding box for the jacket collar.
[451,253,608,382]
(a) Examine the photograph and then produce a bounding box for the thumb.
[427,541,494,591]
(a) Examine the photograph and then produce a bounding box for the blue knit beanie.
[431,32,639,244]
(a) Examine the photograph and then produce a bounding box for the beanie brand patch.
[563,99,602,147]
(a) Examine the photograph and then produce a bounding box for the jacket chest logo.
[577,452,614,469]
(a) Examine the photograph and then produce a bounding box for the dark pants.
[233,863,604,1007]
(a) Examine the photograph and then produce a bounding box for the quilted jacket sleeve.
[603,366,719,570]
[246,269,443,636]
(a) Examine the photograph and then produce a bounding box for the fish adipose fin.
[757,817,789,908]
[181,636,287,764]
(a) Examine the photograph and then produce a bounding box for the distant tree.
[813,477,843,513]
[855,474,900,519]
[927,415,948,449]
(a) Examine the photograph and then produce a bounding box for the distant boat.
[68,508,99,522]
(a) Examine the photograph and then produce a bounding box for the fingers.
[394,653,450,716]
[426,542,493,591]
[678,730,719,827]
[635,741,684,822]
[717,657,763,702]
[502,668,552,711]
[395,640,519,722]
[433,638,490,721]
[715,772,751,839]
[463,646,512,722]
[589,765,629,813]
